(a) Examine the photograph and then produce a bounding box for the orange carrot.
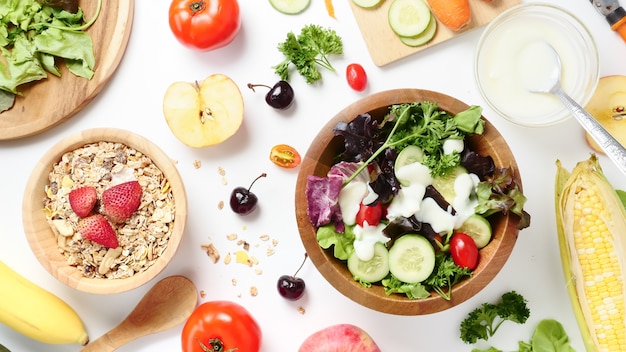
[325,0,336,18]
[425,0,471,31]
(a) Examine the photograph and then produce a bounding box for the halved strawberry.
[77,214,119,248]
[101,180,142,223]
[68,186,98,218]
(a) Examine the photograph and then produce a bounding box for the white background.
[1,0,626,351]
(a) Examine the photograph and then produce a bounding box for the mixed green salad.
[305,100,531,300]
[0,0,100,111]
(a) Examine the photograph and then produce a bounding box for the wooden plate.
[0,0,134,140]
[22,128,187,294]
[349,0,520,66]
[295,89,522,315]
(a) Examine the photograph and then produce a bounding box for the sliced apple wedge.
[163,74,244,148]
[584,75,626,153]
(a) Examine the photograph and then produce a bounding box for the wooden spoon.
[81,275,198,352]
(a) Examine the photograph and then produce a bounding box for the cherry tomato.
[181,300,261,352]
[169,0,241,51]
[450,232,479,270]
[270,144,301,168]
[355,202,383,227]
[346,63,367,91]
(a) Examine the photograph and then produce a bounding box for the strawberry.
[68,186,98,218]
[101,180,143,223]
[77,214,119,248]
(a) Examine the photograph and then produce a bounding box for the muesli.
[43,141,176,279]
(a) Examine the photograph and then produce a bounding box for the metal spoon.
[523,41,626,176]
[80,275,198,352]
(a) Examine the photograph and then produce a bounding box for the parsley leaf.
[274,24,343,84]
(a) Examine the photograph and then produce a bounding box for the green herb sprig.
[273,24,343,84]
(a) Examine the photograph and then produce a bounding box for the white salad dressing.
[443,139,464,155]
[338,181,368,226]
[414,197,455,234]
[476,16,586,126]
[338,149,481,261]
[452,173,480,228]
[353,223,391,261]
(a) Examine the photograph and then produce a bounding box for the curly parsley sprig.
[273,24,343,84]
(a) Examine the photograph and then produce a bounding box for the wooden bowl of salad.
[295,89,528,315]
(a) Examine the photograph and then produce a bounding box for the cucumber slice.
[399,13,437,47]
[388,234,435,284]
[348,242,390,283]
[352,0,383,8]
[395,145,424,171]
[457,214,492,248]
[269,0,310,14]
[431,166,468,203]
[388,0,432,38]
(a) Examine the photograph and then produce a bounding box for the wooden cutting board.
[349,0,521,66]
[0,0,134,141]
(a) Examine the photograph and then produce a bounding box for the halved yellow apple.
[163,74,244,148]
[584,75,626,153]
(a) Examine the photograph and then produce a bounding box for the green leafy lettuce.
[0,0,101,94]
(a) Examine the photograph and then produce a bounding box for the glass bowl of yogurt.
[475,3,599,127]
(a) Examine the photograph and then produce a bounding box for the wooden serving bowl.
[23,128,187,294]
[295,89,522,315]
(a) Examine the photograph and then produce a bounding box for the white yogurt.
[475,6,598,127]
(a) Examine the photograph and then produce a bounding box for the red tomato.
[169,0,241,51]
[450,233,479,270]
[181,301,261,352]
[270,144,301,168]
[355,202,383,227]
[346,63,367,91]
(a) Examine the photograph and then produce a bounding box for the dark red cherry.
[277,253,308,300]
[230,173,266,215]
[247,81,294,109]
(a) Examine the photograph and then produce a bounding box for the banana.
[0,260,89,345]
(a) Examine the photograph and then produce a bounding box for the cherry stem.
[293,253,308,277]
[247,83,271,92]
[247,173,267,192]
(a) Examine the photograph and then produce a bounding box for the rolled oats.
[43,142,176,279]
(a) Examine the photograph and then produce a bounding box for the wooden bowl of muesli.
[22,128,187,294]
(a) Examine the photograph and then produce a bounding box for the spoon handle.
[554,87,626,176]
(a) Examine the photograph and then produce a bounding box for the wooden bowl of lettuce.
[294,89,529,315]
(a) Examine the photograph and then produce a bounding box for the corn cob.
[555,154,626,352]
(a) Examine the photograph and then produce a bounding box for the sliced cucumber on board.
[269,0,310,14]
[352,0,384,8]
[399,13,437,47]
[388,0,432,37]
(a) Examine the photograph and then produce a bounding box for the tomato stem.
[189,0,206,14]
[196,337,238,352]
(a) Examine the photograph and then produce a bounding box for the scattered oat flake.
[250,255,259,266]
[221,177,228,185]
[298,306,306,315]
[226,233,238,241]
[193,160,201,169]
[200,290,206,298]
[201,243,220,263]
[224,252,232,265]
[259,234,270,241]
[231,278,237,286]
[266,247,275,256]
[254,268,263,275]
[250,286,258,296]
[272,238,279,247]
[218,166,226,176]
[217,200,224,210]
[242,241,250,251]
